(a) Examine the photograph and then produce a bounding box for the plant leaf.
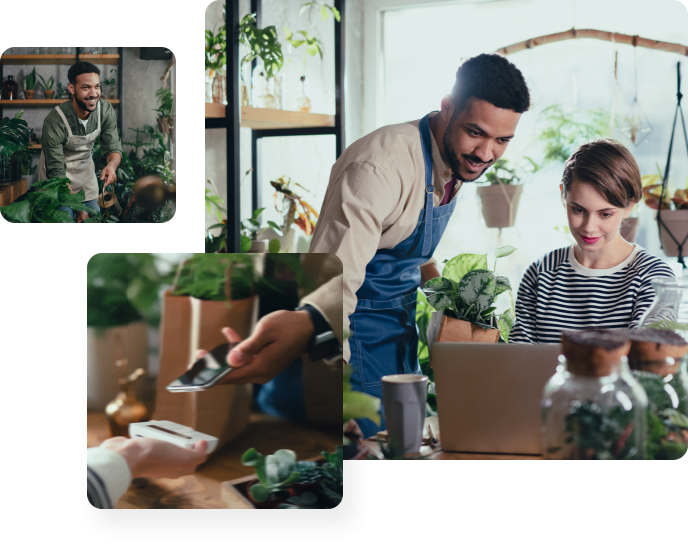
[343,390,381,424]
[267,221,282,235]
[494,245,517,258]
[249,483,270,503]
[495,275,512,296]
[0,199,32,222]
[268,238,281,253]
[241,235,252,253]
[442,253,487,284]
[458,270,496,312]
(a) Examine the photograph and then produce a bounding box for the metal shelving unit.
[205,0,346,253]
[0,48,124,142]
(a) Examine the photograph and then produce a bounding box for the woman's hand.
[193,310,315,385]
[99,436,208,480]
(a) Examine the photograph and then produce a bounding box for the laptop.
[432,343,562,456]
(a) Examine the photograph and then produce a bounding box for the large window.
[378,0,688,307]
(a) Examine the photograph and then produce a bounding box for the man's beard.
[443,117,494,182]
[75,94,98,112]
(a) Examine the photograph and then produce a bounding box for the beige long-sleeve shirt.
[309,113,462,360]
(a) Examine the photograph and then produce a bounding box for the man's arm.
[40,112,67,179]
[99,102,123,187]
[309,161,396,359]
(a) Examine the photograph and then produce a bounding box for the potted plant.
[239,448,302,508]
[34,73,55,100]
[86,254,173,410]
[260,175,319,251]
[422,246,517,347]
[153,87,173,134]
[103,69,117,99]
[205,5,227,103]
[23,67,37,99]
[640,166,688,256]
[239,13,284,109]
[475,157,539,228]
[0,110,30,186]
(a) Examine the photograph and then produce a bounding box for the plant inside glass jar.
[239,13,284,108]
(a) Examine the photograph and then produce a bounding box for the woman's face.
[562,176,633,252]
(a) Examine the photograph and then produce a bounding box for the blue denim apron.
[349,114,457,438]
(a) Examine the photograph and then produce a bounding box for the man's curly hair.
[451,53,530,114]
[68,61,100,85]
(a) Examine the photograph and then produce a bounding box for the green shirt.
[41,99,122,180]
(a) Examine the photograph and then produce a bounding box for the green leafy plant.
[277,492,319,509]
[37,74,54,91]
[0,111,30,161]
[555,401,641,460]
[343,364,381,425]
[172,254,256,301]
[317,446,343,506]
[240,448,301,503]
[153,88,173,119]
[23,68,37,91]
[299,1,341,21]
[87,254,176,329]
[537,105,611,164]
[422,246,517,338]
[634,371,688,460]
[205,6,227,74]
[284,28,324,73]
[241,207,283,253]
[102,69,116,87]
[0,177,116,223]
[478,157,540,186]
[239,13,284,80]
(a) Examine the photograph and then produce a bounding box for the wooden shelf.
[0,99,120,106]
[0,54,120,65]
[28,144,41,150]
[205,104,335,129]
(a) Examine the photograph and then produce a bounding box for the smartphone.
[166,342,239,392]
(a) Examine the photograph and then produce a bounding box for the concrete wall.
[1,47,173,188]
[204,0,365,242]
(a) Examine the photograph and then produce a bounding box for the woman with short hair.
[510,139,674,344]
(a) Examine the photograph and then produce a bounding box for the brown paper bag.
[154,289,256,449]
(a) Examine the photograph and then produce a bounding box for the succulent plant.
[294,460,320,484]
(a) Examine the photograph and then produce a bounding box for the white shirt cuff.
[87,447,132,507]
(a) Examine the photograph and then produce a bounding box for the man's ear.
[68,82,75,96]
[440,95,454,123]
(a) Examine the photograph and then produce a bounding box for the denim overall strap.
[419,114,435,257]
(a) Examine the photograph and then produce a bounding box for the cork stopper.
[626,329,687,376]
[561,330,630,377]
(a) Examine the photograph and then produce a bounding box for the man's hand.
[75,210,89,223]
[99,436,208,480]
[420,263,441,285]
[193,310,315,385]
[100,164,118,188]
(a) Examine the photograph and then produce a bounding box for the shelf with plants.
[1,54,120,66]
[0,99,120,106]
[205,0,345,253]
[205,103,334,128]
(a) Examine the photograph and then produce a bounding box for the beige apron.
[38,101,101,201]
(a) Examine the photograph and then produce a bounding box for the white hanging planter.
[477,184,523,228]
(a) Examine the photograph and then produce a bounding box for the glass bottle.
[2,75,19,100]
[252,66,267,108]
[212,73,227,105]
[638,278,688,336]
[240,62,251,107]
[296,75,311,113]
[542,330,648,460]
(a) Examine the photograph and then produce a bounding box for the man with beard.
[309,53,530,437]
[39,61,122,222]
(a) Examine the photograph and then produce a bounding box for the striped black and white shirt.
[510,244,675,344]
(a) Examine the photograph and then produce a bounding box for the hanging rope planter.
[656,62,688,269]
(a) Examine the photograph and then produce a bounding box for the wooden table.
[362,417,541,460]
[87,412,342,509]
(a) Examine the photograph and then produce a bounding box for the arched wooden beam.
[494,28,688,57]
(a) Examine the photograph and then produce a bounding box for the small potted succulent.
[23,68,37,99]
[475,157,539,229]
[422,246,517,349]
[153,87,173,134]
[239,448,303,508]
[37,74,55,100]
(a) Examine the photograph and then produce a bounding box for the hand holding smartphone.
[166,342,238,392]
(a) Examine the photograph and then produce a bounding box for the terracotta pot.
[244,479,291,509]
[436,315,500,343]
[657,210,688,257]
[477,184,523,228]
[248,240,269,253]
[24,89,35,99]
[620,217,639,242]
[44,90,54,100]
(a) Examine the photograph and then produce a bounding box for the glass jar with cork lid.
[542,330,648,460]
[627,329,688,460]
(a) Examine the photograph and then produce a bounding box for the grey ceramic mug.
[382,374,428,455]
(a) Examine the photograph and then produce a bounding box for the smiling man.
[309,53,530,437]
[39,61,122,222]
